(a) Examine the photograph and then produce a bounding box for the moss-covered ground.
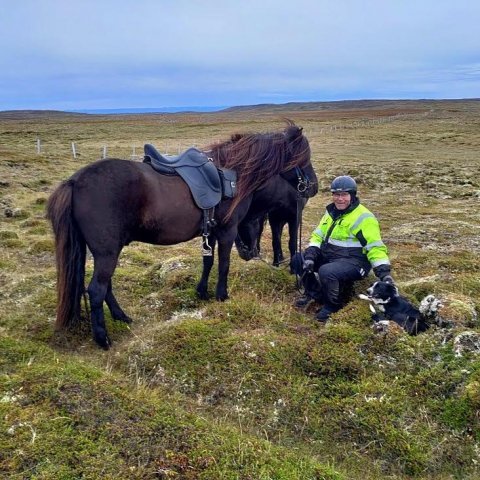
[1,100,479,479]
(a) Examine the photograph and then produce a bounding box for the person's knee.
[318,263,338,283]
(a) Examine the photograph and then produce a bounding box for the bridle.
[292,165,316,251]
[294,165,313,198]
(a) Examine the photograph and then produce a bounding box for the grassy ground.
[1,100,479,479]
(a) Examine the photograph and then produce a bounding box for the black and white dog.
[359,281,430,335]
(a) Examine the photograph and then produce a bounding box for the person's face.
[332,191,351,210]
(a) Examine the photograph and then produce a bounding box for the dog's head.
[365,280,399,305]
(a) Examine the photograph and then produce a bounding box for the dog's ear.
[382,281,398,297]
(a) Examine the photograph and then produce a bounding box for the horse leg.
[253,217,263,256]
[196,236,216,300]
[270,215,286,267]
[215,233,235,301]
[286,218,300,273]
[287,218,298,261]
[88,254,118,349]
[105,280,132,323]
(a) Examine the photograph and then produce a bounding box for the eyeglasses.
[332,192,351,198]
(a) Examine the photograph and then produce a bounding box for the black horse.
[47,123,317,349]
[236,176,311,268]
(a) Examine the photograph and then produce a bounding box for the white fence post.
[36,138,41,154]
[103,146,107,159]
[71,142,77,159]
[131,145,139,160]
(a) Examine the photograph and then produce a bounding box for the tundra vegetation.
[1,100,479,479]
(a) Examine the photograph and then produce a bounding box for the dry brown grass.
[1,100,480,479]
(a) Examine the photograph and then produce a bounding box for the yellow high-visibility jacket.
[308,201,390,271]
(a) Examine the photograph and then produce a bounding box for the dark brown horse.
[236,176,311,268]
[47,123,317,349]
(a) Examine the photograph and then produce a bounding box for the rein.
[294,166,312,293]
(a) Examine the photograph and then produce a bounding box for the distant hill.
[72,106,227,114]
[0,109,88,119]
[1,99,478,119]
[220,98,480,113]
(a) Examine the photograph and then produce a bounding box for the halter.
[294,166,312,197]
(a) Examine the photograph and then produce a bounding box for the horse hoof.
[216,293,229,302]
[196,289,210,300]
[94,333,111,350]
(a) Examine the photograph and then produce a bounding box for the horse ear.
[284,124,303,143]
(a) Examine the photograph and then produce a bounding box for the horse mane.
[207,120,310,220]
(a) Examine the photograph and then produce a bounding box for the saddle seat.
[145,144,211,170]
[143,144,236,210]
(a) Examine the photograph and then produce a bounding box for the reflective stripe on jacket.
[309,203,390,269]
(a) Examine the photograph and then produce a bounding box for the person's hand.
[302,259,315,273]
[374,265,394,284]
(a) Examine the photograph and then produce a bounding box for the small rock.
[453,331,480,357]
[372,320,404,336]
[420,293,477,328]
[4,208,27,218]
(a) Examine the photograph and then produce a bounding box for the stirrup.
[201,235,213,256]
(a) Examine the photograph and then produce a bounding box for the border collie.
[359,281,430,335]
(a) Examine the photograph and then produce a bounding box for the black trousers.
[292,253,368,308]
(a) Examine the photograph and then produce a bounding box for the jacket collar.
[326,196,360,220]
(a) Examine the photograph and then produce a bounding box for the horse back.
[71,159,203,248]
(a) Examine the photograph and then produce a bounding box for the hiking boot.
[294,295,313,308]
[315,305,339,322]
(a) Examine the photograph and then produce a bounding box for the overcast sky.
[1,0,479,111]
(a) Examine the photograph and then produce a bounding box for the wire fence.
[3,110,433,161]
[10,137,210,161]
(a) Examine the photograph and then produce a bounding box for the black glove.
[302,259,315,273]
[374,265,392,282]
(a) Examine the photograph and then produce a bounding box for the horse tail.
[46,179,86,331]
